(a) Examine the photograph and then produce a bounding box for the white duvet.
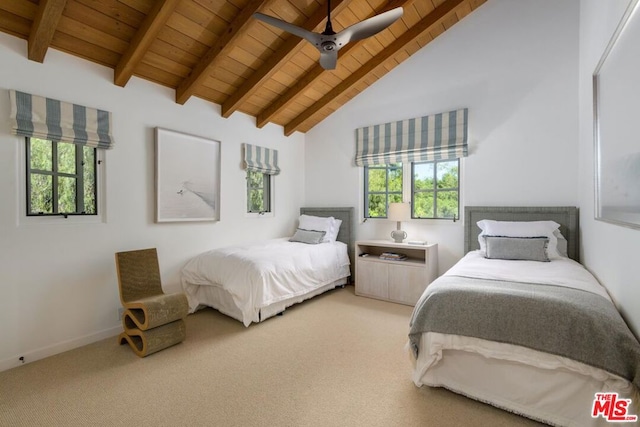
[181,238,350,325]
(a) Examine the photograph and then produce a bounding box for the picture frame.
[155,128,220,222]
[593,0,640,230]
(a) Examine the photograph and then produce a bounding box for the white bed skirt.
[410,332,640,427]
[191,278,348,325]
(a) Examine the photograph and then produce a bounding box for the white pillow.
[554,229,568,258]
[298,215,335,243]
[325,218,342,243]
[477,219,490,254]
[477,220,562,259]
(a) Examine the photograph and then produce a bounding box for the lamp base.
[390,229,407,243]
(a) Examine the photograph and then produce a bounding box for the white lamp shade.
[388,202,411,221]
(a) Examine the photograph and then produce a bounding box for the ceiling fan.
[254,1,403,70]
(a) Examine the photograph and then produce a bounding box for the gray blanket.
[409,275,640,389]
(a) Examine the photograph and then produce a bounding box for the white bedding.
[181,238,350,326]
[445,251,611,300]
[409,251,640,426]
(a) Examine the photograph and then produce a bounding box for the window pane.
[249,189,264,212]
[248,170,263,188]
[83,147,96,214]
[367,194,386,217]
[388,168,403,192]
[437,161,458,189]
[30,173,52,214]
[436,191,459,218]
[414,163,434,190]
[367,169,386,192]
[58,176,76,213]
[30,138,52,171]
[413,193,434,218]
[389,193,403,204]
[58,142,76,174]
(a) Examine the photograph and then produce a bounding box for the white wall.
[0,33,305,370]
[578,0,640,337]
[305,0,580,273]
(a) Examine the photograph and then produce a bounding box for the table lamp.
[388,202,410,243]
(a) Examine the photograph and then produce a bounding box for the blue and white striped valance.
[9,90,114,149]
[243,143,280,175]
[355,108,468,166]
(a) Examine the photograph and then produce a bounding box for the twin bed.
[181,207,354,326]
[409,206,640,427]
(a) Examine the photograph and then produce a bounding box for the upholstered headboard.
[300,207,355,274]
[464,206,579,261]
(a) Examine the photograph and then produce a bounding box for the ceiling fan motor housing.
[320,39,338,51]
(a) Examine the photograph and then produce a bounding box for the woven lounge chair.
[115,248,188,357]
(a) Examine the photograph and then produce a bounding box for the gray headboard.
[464,206,579,261]
[300,207,355,275]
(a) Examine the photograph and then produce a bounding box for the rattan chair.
[115,248,188,357]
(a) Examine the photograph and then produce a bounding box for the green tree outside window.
[364,163,402,218]
[363,159,460,220]
[26,138,97,216]
[247,170,270,213]
[413,159,459,219]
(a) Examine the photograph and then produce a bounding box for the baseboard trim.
[0,325,122,373]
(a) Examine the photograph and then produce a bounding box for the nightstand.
[355,240,438,306]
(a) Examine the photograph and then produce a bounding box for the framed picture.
[155,128,220,222]
[593,0,640,229]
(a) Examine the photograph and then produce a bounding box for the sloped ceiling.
[0,0,486,135]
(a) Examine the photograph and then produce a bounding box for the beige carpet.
[0,287,543,426]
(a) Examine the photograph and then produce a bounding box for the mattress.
[409,251,640,426]
[181,238,351,326]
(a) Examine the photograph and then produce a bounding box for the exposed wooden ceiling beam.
[175,0,268,105]
[114,0,180,87]
[220,0,349,119]
[256,0,416,129]
[283,0,466,136]
[28,0,67,63]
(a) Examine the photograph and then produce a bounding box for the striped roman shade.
[355,108,468,166]
[243,143,280,175]
[9,90,114,149]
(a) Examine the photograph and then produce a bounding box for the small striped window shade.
[243,143,280,175]
[354,108,468,166]
[9,90,114,149]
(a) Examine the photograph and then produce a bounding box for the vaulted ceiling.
[0,0,486,135]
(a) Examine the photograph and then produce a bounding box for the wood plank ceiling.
[0,0,486,135]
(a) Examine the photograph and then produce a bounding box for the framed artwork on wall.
[593,0,640,230]
[155,128,220,222]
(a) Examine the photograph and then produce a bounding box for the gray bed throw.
[409,275,640,389]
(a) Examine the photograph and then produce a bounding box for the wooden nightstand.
[355,240,438,306]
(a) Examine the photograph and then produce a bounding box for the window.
[363,163,403,218]
[247,170,271,214]
[364,159,460,220]
[26,137,98,216]
[412,159,459,220]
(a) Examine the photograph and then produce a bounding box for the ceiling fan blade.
[319,51,338,70]
[336,7,403,45]
[253,12,318,44]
